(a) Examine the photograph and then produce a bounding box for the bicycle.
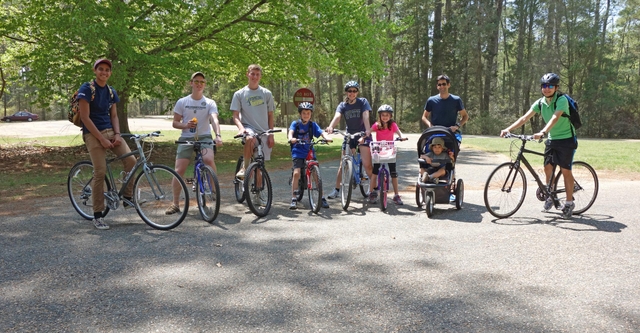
[483,133,598,218]
[233,129,282,217]
[333,130,370,211]
[68,131,189,230]
[370,137,408,211]
[288,138,331,213]
[174,139,221,223]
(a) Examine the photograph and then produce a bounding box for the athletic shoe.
[289,198,297,210]
[562,201,575,219]
[327,188,340,199]
[543,197,553,211]
[421,173,429,183]
[92,217,109,230]
[368,190,378,203]
[449,194,456,202]
[235,168,245,179]
[392,194,403,205]
[321,197,330,208]
[165,203,180,215]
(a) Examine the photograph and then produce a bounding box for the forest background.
[1,0,638,138]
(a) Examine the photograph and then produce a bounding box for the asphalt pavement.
[1,120,639,332]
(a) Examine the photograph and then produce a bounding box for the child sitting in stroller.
[419,137,455,183]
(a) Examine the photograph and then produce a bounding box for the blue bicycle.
[174,139,220,222]
[370,137,408,211]
[334,130,369,211]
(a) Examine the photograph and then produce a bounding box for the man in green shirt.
[500,73,578,219]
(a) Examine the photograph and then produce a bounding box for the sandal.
[165,203,180,215]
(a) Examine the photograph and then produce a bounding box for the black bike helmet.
[297,102,314,112]
[344,80,359,91]
[540,73,560,85]
[377,104,394,114]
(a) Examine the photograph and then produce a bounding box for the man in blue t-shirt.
[422,74,470,143]
[288,102,333,209]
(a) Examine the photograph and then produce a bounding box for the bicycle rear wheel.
[340,159,353,211]
[359,162,369,198]
[244,163,273,217]
[134,164,189,230]
[379,171,389,211]
[234,157,245,203]
[307,164,322,214]
[552,161,598,215]
[67,161,110,220]
[196,165,220,223]
[484,162,527,218]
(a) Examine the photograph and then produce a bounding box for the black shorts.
[341,134,373,151]
[544,137,577,170]
[292,158,306,170]
[373,162,397,178]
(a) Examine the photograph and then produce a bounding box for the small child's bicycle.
[289,138,331,213]
[174,139,220,222]
[370,137,407,211]
[333,130,369,211]
[233,129,282,217]
[68,131,189,230]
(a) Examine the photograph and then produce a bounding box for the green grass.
[0,129,343,201]
[463,136,640,175]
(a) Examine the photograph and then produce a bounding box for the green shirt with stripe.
[531,93,574,140]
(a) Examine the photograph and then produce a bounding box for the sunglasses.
[541,84,555,89]
[192,80,206,84]
[346,89,358,93]
[437,83,448,87]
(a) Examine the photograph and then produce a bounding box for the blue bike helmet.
[344,81,359,91]
[297,102,314,112]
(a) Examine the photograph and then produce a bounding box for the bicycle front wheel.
[484,162,527,218]
[134,164,189,230]
[359,162,369,198]
[197,165,220,223]
[67,161,110,220]
[234,157,245,203]
[379,171,389,211]
[340,158,353,211]
[296,167,305,202]
[307,164,323,214]
[244,163,273,217]
[552,161,598,215]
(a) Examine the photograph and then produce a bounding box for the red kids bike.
[289,138,331,213]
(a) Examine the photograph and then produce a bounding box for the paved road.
[1,120,639,332]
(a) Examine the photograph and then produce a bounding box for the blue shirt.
[336,98,372,134]
[424,94,464,127]
[289,120,324,159]
[77,80,120,134]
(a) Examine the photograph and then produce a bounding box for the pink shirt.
[372,122,399,141]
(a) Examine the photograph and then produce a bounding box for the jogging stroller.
[415,126,464,217]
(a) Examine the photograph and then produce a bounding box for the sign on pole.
[293,88,315,106]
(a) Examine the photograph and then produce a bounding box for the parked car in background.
[1,111,39,122]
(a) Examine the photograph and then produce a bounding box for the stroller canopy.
[417,126,460,159]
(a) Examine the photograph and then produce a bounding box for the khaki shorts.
[244,128,272,161]
[176,135,214,160]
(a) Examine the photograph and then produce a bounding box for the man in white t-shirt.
[166,72,222,215]
[231,64,275,178]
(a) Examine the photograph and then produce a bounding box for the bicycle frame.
[337,130,366,186]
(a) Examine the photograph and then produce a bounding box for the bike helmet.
[377,104,394,114]
[540,73,560,85]
[297,102,314,112]
[344,80,359,91]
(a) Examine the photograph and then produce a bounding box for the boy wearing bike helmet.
[500,73,577,219]
[325,80,376,202]
[370,104,407,205]
[287,102,333,209]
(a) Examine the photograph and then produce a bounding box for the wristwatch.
[455,122,461,127]
[216,134,221,138]
[540,131,547,136]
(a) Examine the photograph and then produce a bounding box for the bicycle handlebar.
[233,128,282,139]
[332,130,366,139]
[289,138,332,145]
[174,140,216,145]
[503,132,544,142]
[125,131,161,141]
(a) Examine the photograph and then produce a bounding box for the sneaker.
[123,197,134,209]
[429,176,439,184]
[321,197,330,208]
[562,201,575,219]
[289,198,297,210]
[421,173,429,183]
[92,217,110,230]
[449,194,456,202]
[392,194,403,205]
[368,190,378,203]
[235,168,245,179]
[543,197,553,211]
[327,188,340,199]
[165,203,180,215]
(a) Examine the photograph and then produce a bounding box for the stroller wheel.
[415,182,424,208]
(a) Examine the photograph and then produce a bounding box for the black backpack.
[539,93,582,130]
